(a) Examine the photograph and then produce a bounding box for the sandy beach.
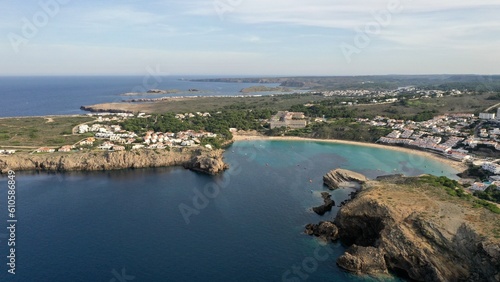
[232,134,468,171]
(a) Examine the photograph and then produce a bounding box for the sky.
[0,0,499,76]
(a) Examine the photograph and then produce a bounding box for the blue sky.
[1,0,499,75]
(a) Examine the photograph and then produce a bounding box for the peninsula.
[0,148,228,175]
[306,170,500,281]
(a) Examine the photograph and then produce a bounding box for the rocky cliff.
[183,149,229,175]
[308,171,500,281]
[0,149,227,175]
[323,168,368,189]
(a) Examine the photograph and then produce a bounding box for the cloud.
[81,6,168,26]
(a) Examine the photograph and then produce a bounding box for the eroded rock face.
[334,191,500,282]
[184,149,229,175]
[305,221,339,242]
[337,245,388,276]
[323,169,367,189]
[305,169,500,281]
[0,149,228,175]
[312,192,335,215]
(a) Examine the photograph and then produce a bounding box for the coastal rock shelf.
[323,168,367,189]
[0,149,227,175]
[306,170,500,282]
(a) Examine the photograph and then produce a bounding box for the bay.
[0,140,457,281]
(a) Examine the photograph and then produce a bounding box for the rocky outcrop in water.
[305,221,339,242]
[0,149,227,175]
[312,192,335,215]
[307,170,500,281]
[323,168,367,189]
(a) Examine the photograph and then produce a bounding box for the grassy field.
[0,116,94,150]
[83,94,330,113]
[84,92,499,118]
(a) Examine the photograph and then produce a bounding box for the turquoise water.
[0,141,458,281]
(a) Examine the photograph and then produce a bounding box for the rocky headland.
[0,149,228,175]
[307,170,500,281]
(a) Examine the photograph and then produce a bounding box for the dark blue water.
[0,76,282,117]
[0,141,457,281]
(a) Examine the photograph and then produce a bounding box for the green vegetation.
[269,119,391,142]
[191,75,500,91]
[0,116,94,149]
[89,91,499,120]
[290,103,357,118]
[121,110,274,148]
[458,165,493,181]
[412,110,438,122]
[417,175,500,214]
[474,186,500,204]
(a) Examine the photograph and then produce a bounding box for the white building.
[482,162,500,174]
[0,150,16,155]
[471,182,488,191]
[78,124,89,134]
[479,113,496,120]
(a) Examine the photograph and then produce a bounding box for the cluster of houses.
[141,130,216,149]
[34,127,218,154]
[470,181,500,192]
[320,87,463,100]
[175,112,211,120]
[374,111,500,165]
[30,111,220,154]
[371,114,480,162]
[470,173,500,192]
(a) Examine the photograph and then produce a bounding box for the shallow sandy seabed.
[232,134,468,172]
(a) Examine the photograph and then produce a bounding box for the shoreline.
[232,134,468,171]
[0,148,227,175]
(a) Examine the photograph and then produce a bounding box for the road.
[484,102,500,113]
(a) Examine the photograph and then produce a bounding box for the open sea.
[0,76,283,117]
[0,77,459,281]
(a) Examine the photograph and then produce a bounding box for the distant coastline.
[232,134,468,171]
